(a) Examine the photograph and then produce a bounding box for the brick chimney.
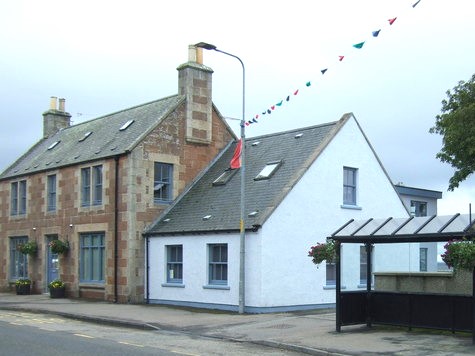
[177,45,214,144]
[42,96,71,138]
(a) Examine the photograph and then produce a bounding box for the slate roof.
[145,113,351,236]
[330,213,475,243]
[0,95,184,180]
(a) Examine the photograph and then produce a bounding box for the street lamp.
[195,42,246,314]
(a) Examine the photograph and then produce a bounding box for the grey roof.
[330,214,475,243]
[393,184,442,199]
[0,95,184,180]
[145,114,351,236]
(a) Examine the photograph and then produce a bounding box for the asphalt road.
[0,311,303,356]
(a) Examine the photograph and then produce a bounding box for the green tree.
[430,74,475,191]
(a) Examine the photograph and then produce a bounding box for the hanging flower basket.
[49,240,69,254]
[308,240,337,265]
[17,241,38,256]
[441,239,475,271]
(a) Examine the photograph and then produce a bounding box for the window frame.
[81,165,103,207]
[79,232,105,283]
[343,167,357,206]
[10,180,27,216]
[411,200,428,217]
[154,162,173,204]
[420,247,428,272]
[10,236,28,280]
[166,245,183,283]
[208,244,228,285]
[47,174,57,212]
[325,259,336,286]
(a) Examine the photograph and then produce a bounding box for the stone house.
[0,46,235,302]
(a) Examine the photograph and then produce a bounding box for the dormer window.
[254,160,282,180]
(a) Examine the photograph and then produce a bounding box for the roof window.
[251,141,260,146]
[119,119,135,131]
[248,211,259,217]
[47,141,60,150]
[294,133,303,139]
[79,131,92,142]
[254,161,282,180]
[202,215,212,221]
[212,169,237,186]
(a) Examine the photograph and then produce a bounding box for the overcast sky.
[1,0,474,215]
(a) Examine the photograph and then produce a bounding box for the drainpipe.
[114,155,120,303]
[146,236,150,304]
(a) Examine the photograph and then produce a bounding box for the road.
[0,311,303,355]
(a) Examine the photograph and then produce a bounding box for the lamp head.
[195,42,217,51]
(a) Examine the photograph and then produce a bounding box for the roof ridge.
[247,119,340,141]
[65,94,183,130]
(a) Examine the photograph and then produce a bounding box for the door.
[46,235,59,290]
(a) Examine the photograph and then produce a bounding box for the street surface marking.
[74,333,95,339]
[119,341,144,348]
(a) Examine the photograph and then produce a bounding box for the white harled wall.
[148,116,413,311]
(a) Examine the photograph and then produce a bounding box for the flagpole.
[195,42,246,314]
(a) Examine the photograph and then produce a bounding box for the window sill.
[357,284,374,289]
[162,283,185,288]
[203,284,230,290]
[340,204,362,210]
[323,285,346,290]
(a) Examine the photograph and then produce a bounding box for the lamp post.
[195,42,246,314]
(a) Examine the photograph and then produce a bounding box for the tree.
[429,74,475,191]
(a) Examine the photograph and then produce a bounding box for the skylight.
[294,133,303,139]
[79,131,92,142]
[254,161,282,180]
[212,169,237,186]
[202,215,212,221]
[47,141,60,150]
[251,141,260,146]
[119,119,135,131]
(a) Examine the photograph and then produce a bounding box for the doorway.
[46,235,59,291]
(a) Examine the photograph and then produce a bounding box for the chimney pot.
[188,45,203,65]
[58,98,65,112]
[50,96,58,110]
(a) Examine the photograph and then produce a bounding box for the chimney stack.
[177,45,214,144]
[42,96,71,138]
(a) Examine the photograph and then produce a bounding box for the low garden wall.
[374,269,472,295]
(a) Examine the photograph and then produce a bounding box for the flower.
[17,241,38,256]
[308,240,337,265]
[15,278,31,286]
[49,239,69,254]
[441,239,475,271]
[48,279,65,289]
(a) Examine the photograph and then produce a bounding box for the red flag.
[230,139,242,169]
[388,17,397,25]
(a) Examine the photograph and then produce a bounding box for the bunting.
[243,1,423,127]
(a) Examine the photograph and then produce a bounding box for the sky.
[1,0,475,215]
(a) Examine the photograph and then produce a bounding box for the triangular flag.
[294,89,299,95]
[276,100,283,106]
[255,114,259,119]
[252,118,258,123]
[271,105,275,110]
[306,81,311,87]
[245,122,249,126]
[321,68,328,75]
[339,56,345,61]
[230,139,242,169]
[286,95,290,101]
[412,0,421,8]
[267,109,271,114]
[352,41,365,49]
[388,17,397,25]
[372,29,381,37]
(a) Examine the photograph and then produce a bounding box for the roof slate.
[145,114,351,235]
[0,95,184,180]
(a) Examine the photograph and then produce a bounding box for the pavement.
[0,293,474,355]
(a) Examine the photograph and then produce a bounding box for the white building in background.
[144,113,416,312]
[394,184,443,271]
